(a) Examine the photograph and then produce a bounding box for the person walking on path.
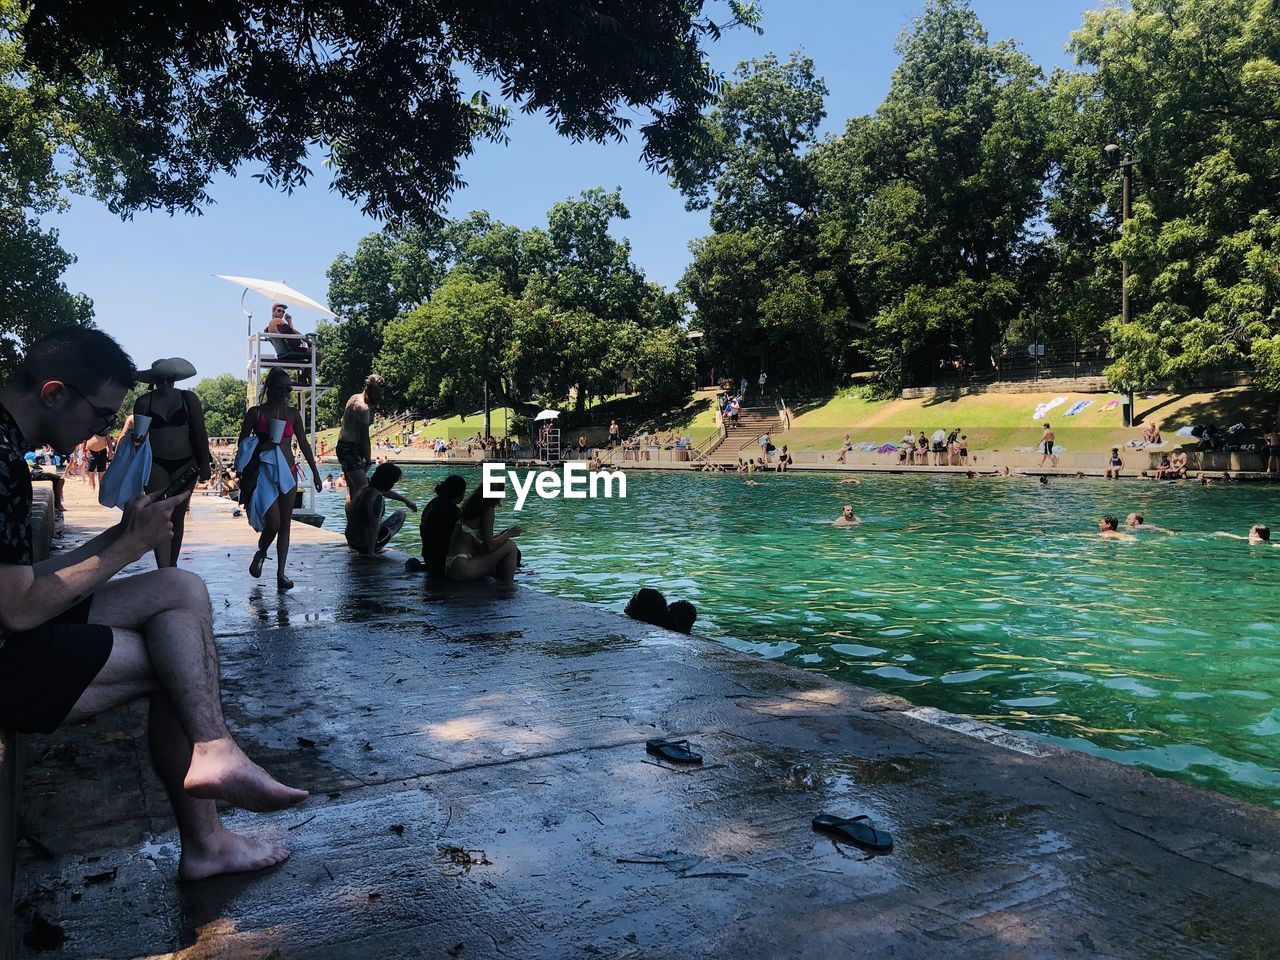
[84,428,113,491]
[132,358,212,568]
[336,374,384,505]
[1038,423,1057,468]
[239,367,322,590]
[0,328,307,882]
[1266,430,1279,475]
[758,370,768,397]
[609,420,620,449]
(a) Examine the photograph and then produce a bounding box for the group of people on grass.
[835,428,970,467]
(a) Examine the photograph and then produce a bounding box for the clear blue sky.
[47,1,1093,381]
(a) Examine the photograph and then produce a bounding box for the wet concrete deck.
[11,486,1280,958]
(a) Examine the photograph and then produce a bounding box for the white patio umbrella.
[215,274,336,335]
[534,410,561,421]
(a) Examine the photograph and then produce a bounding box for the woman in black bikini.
[133,358,211,567]
[238,367,322,590]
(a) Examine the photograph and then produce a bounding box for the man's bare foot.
[185,739,308,812]
[179,828,290,881]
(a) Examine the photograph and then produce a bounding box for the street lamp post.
[1104,143,1138,426]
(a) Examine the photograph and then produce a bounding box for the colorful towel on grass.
[1103,398,1121,411]
[1063,400,1093,417]
[1032,396,1068,420]
[1175,426,1197,437]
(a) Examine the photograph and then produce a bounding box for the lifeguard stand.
[541,426,561,462]
[247,329,327,524]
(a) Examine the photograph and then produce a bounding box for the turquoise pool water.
[317,467,1280,807]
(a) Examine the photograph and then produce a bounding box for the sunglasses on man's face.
[61,381,120,431]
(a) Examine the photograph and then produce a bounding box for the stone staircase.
[726,405,786,452]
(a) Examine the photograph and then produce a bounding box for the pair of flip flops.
[645,738,703,764]
[644,740,893,854]
[812,813,894,853]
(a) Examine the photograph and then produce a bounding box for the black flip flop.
[812,813,894,853]
[645,738,703,764]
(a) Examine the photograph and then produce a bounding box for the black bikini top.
[144,391,191,429]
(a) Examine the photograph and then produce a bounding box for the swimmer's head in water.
[625,588,668,627]
[1039,476,1049,485]
[1100,515,1119,531]
[1127,512,1143,527]
[1252,524,1272,542]
[667,600,697,634]
[841,505,854,518]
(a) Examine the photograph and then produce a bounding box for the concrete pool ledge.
[9,486,1280,958]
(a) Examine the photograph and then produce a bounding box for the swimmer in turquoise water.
[1097,515,1134,539]
[1126,512,1173,534]
[833,504,861,527]
[1216,524,1276,545]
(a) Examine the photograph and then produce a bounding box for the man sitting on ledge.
[0,328,307,881]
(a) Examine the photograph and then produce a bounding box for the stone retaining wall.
[2,485,56,960]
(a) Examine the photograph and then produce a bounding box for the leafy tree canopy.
[364,188,691,428]
[15,0,760,221]
[1067,0,1280,390]
[192,374,251,439]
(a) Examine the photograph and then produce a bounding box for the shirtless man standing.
[335,374,384,504]
[84,429,114,492]
[1038,422,1057,468]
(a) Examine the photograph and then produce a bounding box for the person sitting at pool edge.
[0,327,308,883]
[344,462,416,555]
[1105,447,1124,480]
[408,474,467,575]
[833,504,861,527]
[445,487,521,582]
[1097,515,1133,539]
[1216,524,1275,545]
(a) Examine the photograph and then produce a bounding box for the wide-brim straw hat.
[137,357,198,384]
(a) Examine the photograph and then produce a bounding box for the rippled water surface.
[318,468,1280,807]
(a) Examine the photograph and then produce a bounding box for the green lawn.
[783,387,1279,454]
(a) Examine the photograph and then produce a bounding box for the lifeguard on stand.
[534,410,561,463]
[216,274,334,526]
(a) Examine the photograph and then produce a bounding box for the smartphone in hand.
[157,463,200,500]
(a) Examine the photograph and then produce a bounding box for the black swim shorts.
[335,440,365,474]
[88,449,108,472]
[1043,441,1054,455]
[0,595,113,734]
